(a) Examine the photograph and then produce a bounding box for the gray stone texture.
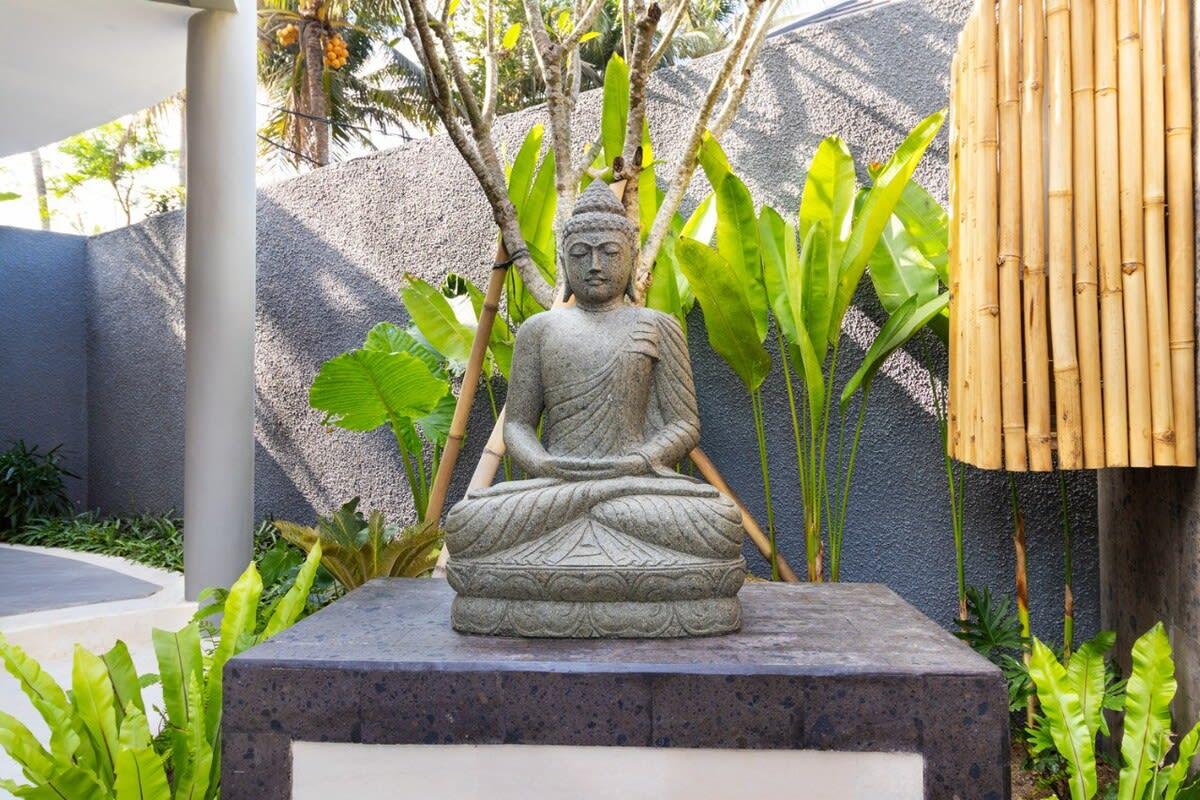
[1096,20,1200,731]
[0,0,1098,643]
[223,579,1010,799]
[0,227,89,508]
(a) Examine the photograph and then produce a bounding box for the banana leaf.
[829,109,946,347]
[601,54,629,166]
[867,163,950,285]
[1119,623,1177,800]
[675,238,771,393]
[713,173,767,342]
[1029,638,1097,800]
[798,136,856,329]
[840,292,949,410]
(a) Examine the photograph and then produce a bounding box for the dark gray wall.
[5,0,1099,642]
[0,226,88,507]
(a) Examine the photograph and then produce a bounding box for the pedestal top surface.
[234,578,993,677]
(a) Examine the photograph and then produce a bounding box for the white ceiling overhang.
[0,0,233,157]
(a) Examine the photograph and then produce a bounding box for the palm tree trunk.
[302,18,330,166]
[29,150,49,230]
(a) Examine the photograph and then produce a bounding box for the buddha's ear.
[625,274,637,303]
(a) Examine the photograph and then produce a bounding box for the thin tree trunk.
[179,96,187,187]
[303,17,330,167]
[29,150,49,230]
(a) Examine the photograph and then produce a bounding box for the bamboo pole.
[948,49,963,461]
[962,19,980,466]
[1094,0,1129,466]
[997,0,1026,470]
[1047,0,1085,469]
[425,249,511,526]
[1070,0,1106,468]
[688,449,801,582]
[1141,0,1175,464]
[975,0,1003,469]
[1022,0,1054,471]
[1164,0,1196,465]
[1117,0,1153,465]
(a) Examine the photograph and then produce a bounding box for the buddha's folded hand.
[546,453,651,480]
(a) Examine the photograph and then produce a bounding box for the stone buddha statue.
[445,179,746,638]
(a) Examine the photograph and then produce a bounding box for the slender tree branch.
[649,0,688,67]
[520,0,579,217]
[616,4,661,227]
[482,0,499,127]
[621,0,632,55]
[562,0,607,51]
[637,0,768,290]
[710,0,785,138]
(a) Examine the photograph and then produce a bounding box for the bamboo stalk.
[1047,0,1085,469]
[1164,0,1196,465]
[948,49,963,461]
[1141,0,1175,464]
[1022,0,1054,471]
[962,20,980,466]
[1118,0,1153,465]
[1094,0,1129,466]
[997,0,1026,470]
[975,0,1003,469]
[688,448,801,583]
[1070,0,1106,468]
[426,251,511,527]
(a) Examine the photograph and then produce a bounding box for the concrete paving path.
[0,547,160,616]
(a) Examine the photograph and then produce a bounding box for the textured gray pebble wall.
[1,0,1098,642]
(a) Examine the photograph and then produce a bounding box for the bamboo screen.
[947,0,1196,470]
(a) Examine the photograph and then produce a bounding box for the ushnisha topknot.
[562,179,638,245]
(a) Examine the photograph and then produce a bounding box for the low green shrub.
[0,441,76,537]
[0,546,322,799]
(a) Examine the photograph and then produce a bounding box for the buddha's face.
[565,227,634,307]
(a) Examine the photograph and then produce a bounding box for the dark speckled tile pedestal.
[222,579,1009,799]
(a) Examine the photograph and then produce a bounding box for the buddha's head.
[562,179,638,308]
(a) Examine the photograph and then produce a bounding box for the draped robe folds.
[444,308,743,564]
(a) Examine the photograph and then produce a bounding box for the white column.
[183,5,256,599]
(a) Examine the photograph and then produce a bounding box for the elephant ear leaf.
[1119,623,1177,800]
[675,238,771,393]
[1028,638,1098,800]
[401,276,475,368]
[309,348,447,432]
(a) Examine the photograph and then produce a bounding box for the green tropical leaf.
[520,151,557,278]
[0,635,72,737]
[801,219,835,359]
[798,135,856,302]
[415,392,456,447]
[1119,623,1177,800]
[1069,631,1116,738]
[1166,722,1200,800]
[507,124,543,210]
[1028,638,1098,800]
[152,623,203,783]
[840,292,948,410]
[759,206,802,345]
[401,276,475,367]
[0,710,56,784]
[204,563,263,742]
[682,191,718,246]
[309,348,447,432]
[601,54,630,166]
[172,673,211,800]
[71,645,120,785]
[867,213,941,312]
[114,706,170,800]
[362,322,445,377]
[713,173,767,342]
[260,541,323,642]
[675,238,771,392]
[501,22,523,50]
[101,641,145,727]
[697,131,732,188]
[891,178,950,284]
[830,109,945,346]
